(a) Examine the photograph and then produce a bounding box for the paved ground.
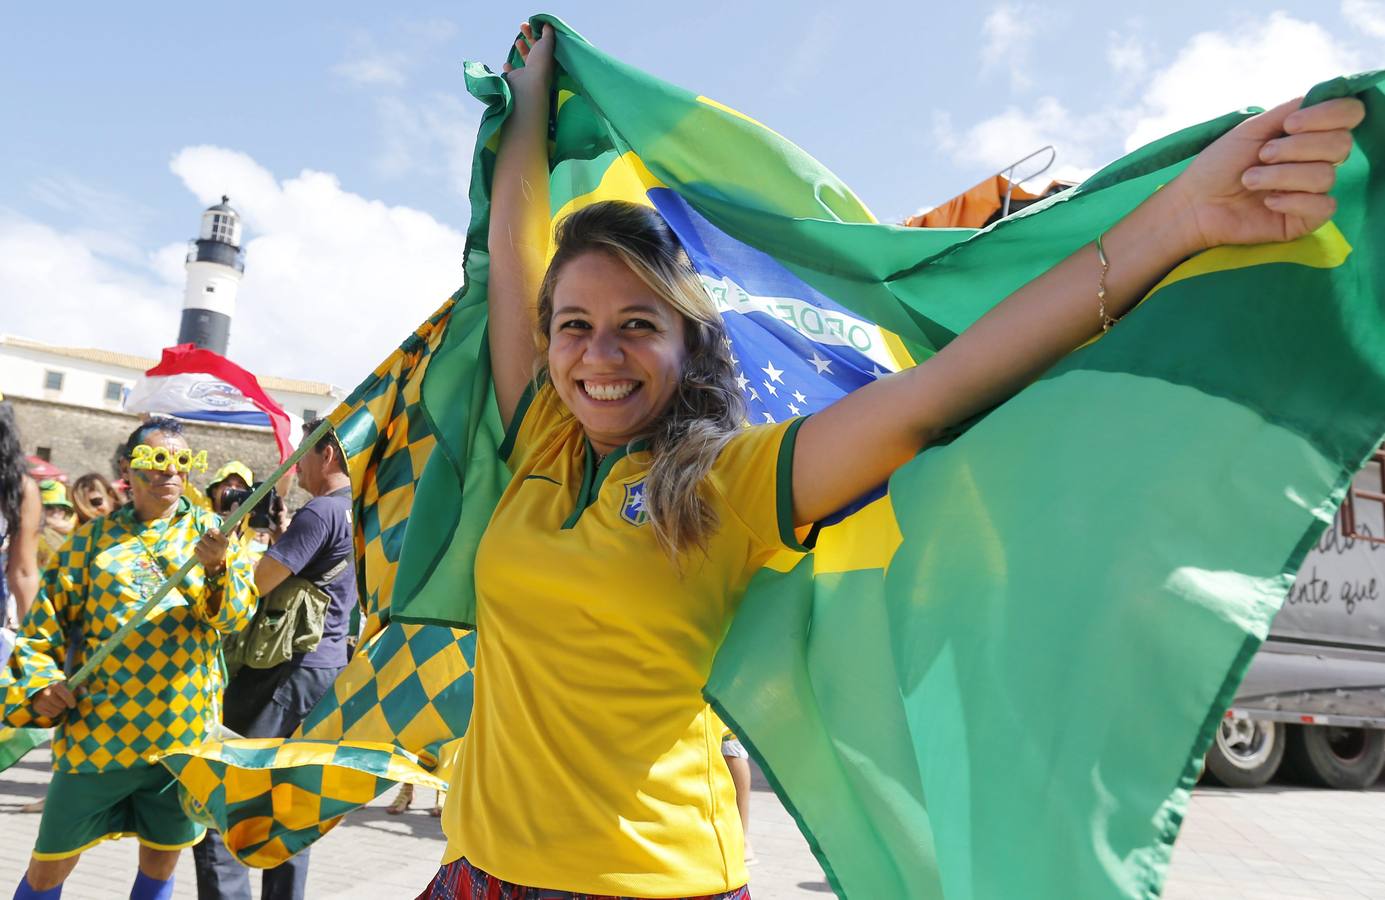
[2,745,1383,898]
[1163,782,1385,900]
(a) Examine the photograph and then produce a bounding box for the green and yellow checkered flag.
[0,726,49,771]
[159,300,480,867]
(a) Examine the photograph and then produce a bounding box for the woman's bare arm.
[489,23,556,429]
[792,96,1365,526]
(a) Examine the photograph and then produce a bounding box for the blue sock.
[13,876,62,900]
[128,872,172,900]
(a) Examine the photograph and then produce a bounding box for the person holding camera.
[206,461,283,558]
[206,462,253,517]
[192,419,357,900]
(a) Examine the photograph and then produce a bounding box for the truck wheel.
[1284,726,1385,789]
[1204,718,1284,788]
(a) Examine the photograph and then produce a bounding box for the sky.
[1,1,1381,389]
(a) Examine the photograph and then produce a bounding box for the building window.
[105,381,124,402]
[43,370,64,391]
[302,408,318,422]
[34,447,51,462]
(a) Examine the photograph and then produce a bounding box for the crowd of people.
[0,403,366,900]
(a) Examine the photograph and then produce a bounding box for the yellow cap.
[208,461,254,490]
[39,479,73,509]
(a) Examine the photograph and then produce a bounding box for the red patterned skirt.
[416,857,752,900]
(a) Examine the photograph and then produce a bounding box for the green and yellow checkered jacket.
[1,497,256,773]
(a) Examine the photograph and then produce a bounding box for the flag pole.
[66,418,335,688]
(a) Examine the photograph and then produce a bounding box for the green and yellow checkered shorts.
[33,763,205,860]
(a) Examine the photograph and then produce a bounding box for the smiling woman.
[546,253,689,449]
[413,17,1369,900]
[536,201,746,557]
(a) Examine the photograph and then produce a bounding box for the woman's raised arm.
[791,95,1366,527]
[489,23,555,429]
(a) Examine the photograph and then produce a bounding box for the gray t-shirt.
[265,487,357,668]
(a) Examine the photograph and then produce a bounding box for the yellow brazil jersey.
[444,381,806,897]
[2,498,256,773]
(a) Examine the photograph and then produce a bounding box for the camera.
[216,482,284,530]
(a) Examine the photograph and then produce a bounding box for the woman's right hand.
[503,22,555,95]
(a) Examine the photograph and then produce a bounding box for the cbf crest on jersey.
[621,478,649,527]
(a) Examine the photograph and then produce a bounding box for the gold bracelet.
[1095,233,1120,333]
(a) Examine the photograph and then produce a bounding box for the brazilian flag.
[167,13,1385,898]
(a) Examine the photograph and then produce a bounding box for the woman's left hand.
[1170,95,1365,252]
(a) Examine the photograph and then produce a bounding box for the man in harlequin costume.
[2,418,257,900]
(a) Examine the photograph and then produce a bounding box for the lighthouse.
[178,196,244,356]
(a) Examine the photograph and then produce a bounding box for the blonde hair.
[536,201,745,559]
[71,472,119,524]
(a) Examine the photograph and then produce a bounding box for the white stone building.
[0,334,342,423]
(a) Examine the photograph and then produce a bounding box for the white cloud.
[1123,13,1362,151]
[777,11,842,96]
[933,98,1105,185]
[29,175,155,226]
[933,11,1362,198]
[1342,0,1385,39]
[0,211,181,357]
[329,24,477,199]
[168,146,469,387]
[397,18,459,44]
[149,241,189,287]
[1106,32,1149,80]
[1042,162,1098,186]
[331,56,407,88]
[373,93,479,197]
[981,3,1037,90]
[329,25,446,88]
[1,151,469,392]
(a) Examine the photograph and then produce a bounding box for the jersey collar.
[561,437,651,530]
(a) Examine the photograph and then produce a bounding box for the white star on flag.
[788,402,801,415]
[792,389,807,404]
[762,381,778,397]
[762,361,784,383]
[748,386,760,402]
[762,412,776,423]
[870,365,889,379]
[736,372,750,391]
[807,351,833,374]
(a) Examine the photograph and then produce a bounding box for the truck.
[1205,446,1385,789]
